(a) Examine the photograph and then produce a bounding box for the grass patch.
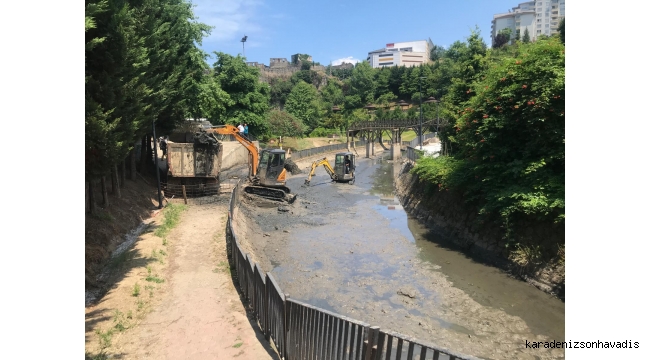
[162,238,168,246]
[145,266,164,283]
[132,283,141,297]
[233,342,243,348]
[146,275,164,283]
[213,260,230,274]
[154,203,186,238]
[95,329,114,349]
[400,130,418,142]
[509,243,543,274]
[113,310,130,332]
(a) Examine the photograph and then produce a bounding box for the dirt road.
[86,199,278,359]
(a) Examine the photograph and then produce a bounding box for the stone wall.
[394,161,565,300]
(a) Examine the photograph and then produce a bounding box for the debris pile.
[193,129,220,148]
[284,158,301,174]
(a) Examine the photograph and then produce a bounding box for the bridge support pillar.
[371,132,375,157]
[346,130,350,152]
[390,129,401,160]
[365,134,370,158]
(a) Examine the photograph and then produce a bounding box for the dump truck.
[163,129,223,197]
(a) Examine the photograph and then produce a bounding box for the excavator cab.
[257,149,287,187]
[334,152,356,183]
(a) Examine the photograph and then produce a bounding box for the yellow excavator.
[205,125,296,203]
[304,152,356,186]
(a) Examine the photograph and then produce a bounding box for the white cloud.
[332,57,360,66]
[191,0,266,42]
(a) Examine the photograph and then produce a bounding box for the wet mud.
[234,153,565,360]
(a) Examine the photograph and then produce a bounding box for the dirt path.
[86,200,278,359]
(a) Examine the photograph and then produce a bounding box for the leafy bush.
[413,38,565,239]
[309,127,342,138]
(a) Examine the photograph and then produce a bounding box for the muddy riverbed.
[234,152,565,360]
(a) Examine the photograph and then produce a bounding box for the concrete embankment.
[394,161,565,300]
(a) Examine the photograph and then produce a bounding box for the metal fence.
[405,146,422,163]
[402,133,438,148]
[225,180,480,360]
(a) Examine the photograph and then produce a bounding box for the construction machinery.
[205,125,296,203]
[304,152,356,186]
[164,129,223,197]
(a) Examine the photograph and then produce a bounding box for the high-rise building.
[491,0,565,46]
[366,39,434,69]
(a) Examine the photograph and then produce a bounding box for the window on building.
[537,24,541,28]
[537,19,541,22]
[537,30,541,34]
[545,24,550,27]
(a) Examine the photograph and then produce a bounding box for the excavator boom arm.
[305,157,336,184]
[205,125,259,176]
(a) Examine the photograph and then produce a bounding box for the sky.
[191,0,521,66]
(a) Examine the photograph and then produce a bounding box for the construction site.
[85,123,565,360]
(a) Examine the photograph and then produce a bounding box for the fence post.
[365,326,379,360]
[284,294,290,360]
[182,185,187,204]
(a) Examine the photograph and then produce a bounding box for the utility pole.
[418,77,425,150]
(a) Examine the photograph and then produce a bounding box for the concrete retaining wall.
[220,141,260,171]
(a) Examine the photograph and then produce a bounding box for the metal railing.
[403,133,438,148]
[405,146,422,163]
[226,180,480,360]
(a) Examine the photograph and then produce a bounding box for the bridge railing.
[225,180,481,360]
[289,141,365,161]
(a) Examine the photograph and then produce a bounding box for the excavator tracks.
[244,185,296,204]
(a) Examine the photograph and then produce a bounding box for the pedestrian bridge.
[346,119,445,159]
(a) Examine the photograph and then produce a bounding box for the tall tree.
[522,28,531,43]
[558,18,565,44]
[285,81,321,132]
[347,61,376,106]
[212,52,271,136]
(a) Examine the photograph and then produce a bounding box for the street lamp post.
[241,35,248,58]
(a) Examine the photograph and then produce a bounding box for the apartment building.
[491,0,565,46]
[366,39,433,69]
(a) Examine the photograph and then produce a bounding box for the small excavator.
[204,125,296,203]
[304,152,356,186]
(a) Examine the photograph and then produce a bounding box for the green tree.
[269,78,293,109]
[212,52,271,137]
[494,28,512,48]
[522,28,531,43]
[285,80,321,132]
[348,61,376,106]
[433,37,565,230]
[558,18,565,44]
[266,110,307,137]
[85,0,209,181]
[429,44,446,61]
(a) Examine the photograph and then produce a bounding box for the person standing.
[244,123,249,138]
[237,123,244,133]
